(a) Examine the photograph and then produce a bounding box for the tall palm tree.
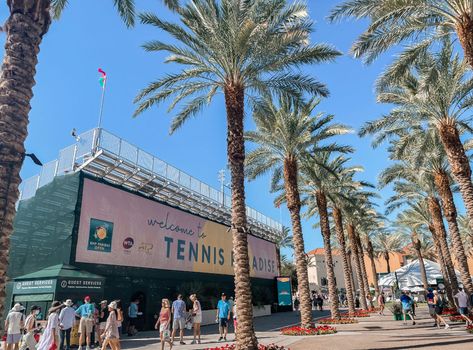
[245,96,349,326]
[0,0,141,326]
[372,231,406,274]
[302,154,360,319]
[360,40,473,243]
[397,201,454,298]
[458,214,473,256]
[134,3,340,343]
[329,0,473,69]
[379,162,460,295]
[374,120,473,294]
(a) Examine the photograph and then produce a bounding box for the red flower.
[281,325,337,336]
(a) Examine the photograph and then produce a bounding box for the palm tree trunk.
[0,1,51,326]
[384,251,391,274]
[411,232,428,290]
[347,249,357,300]
[283,157,312,328]
[438,122,473,233]
[365,238,379,297]
[356,234,372,307]
[427,196,459,295]
[456,14,473,69]
[333,207,355,314]
[433,170,473,295]
[347,224,368,310]
[428,224,455,302]
[224,83,257,349]
[315,191,340,319]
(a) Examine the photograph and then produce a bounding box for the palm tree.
[459,214,473,256]
[245,96,349,326]
[302,154,360,319]
[379,162,460,295]
[375,120,473,294]
[360,40,473,246]
[372,231,406,274]
[0,0,141,326]
[329,0,473,69]
[134,3,340,343]
[276,226,294,275]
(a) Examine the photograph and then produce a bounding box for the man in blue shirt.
[171,295,187,345]
[75,296,95,350]
[127,299,141,336]
[400,291,416,326]
[216,293,230,341]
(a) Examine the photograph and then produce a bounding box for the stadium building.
[7,128,283,329]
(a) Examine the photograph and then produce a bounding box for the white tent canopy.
[378,259,460,289]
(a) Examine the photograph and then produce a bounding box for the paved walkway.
[121,307,473,350]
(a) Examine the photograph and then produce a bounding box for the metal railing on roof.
[18,128,283,241]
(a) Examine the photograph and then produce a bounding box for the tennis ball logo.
[95,226,108,240]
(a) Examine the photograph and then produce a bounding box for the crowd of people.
[3,293,238,350]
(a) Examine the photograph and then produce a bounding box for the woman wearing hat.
[59,300,76,350]
[37,301,64,350]
[101,301,119,350]
[5,303,25,350]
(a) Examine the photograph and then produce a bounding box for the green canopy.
[14,264,104,281]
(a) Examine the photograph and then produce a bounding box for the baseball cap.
[84,296,91,301]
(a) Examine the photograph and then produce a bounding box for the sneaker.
[78,347,82,350]
[198,340,201,344]
[224,337,227,341]
[180,341,186,345]
[86,346,91,350]
[412,321,416,326]
[191,340,196,344]
[445,324,450,329]
[218,337,223,342]
[433,323,437,327]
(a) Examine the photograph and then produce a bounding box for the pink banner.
[75,179,279,279]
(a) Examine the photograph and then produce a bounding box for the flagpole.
[98,78,106,129]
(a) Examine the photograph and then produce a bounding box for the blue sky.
[0,0,399,257]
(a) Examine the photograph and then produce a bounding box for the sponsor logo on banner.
[123,237,134,249]
[138,243,153,255]
[87,218,113,252]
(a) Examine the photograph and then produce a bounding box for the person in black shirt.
[98,300,109,346]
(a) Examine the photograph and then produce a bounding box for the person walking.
[316,293,323,311]
[115,301,123,339]
[100,301,120,350]
[454,287,472,326]
[433,290,450,329]
[189,294,201,345]
[75,296,95,350]
[37,301,64,350]
[155,299,172,350]
[98,300,109,346]
[5,303,25,350]
[377,292,385,315]
[19,305,39,350]
[59,300,76,350]
[400,291,416,326]
[216,293,230,342]
[171,295,186,345]
[426,288,437,327]
[127,299,141,337]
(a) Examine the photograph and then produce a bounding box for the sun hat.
[108,301,117,310]
[12,303,25,312]
[64,299,73,307]
[100,300,108,305]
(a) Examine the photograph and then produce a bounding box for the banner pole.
[98,78,106,129]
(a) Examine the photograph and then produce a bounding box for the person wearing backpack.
[433,290,450,329]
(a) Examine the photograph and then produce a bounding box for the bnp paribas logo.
[87,218,114,253]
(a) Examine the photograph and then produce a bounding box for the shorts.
[128,318,137,326]
[99,322,107,331]
[458,307,468,315]
[159,323,170,333]
[172,318,185,330]
[79,317,94,334]
[434,307,443,315]
[219,318,228,328]
[6,333,21,344]
[428,305,435,316]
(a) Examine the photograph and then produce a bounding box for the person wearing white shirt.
[5,303,25,350]
[454,287,472,326]
[59,300,76,350]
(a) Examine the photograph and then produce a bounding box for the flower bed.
[318,317,358,324]
[343,311,370,318]
[206,344,288,350]
[281,325,337,336]
[466,325,473,334]
[449,315,467,323]
[441,310,459,316]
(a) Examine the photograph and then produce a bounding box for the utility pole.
[218,169,226,206]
